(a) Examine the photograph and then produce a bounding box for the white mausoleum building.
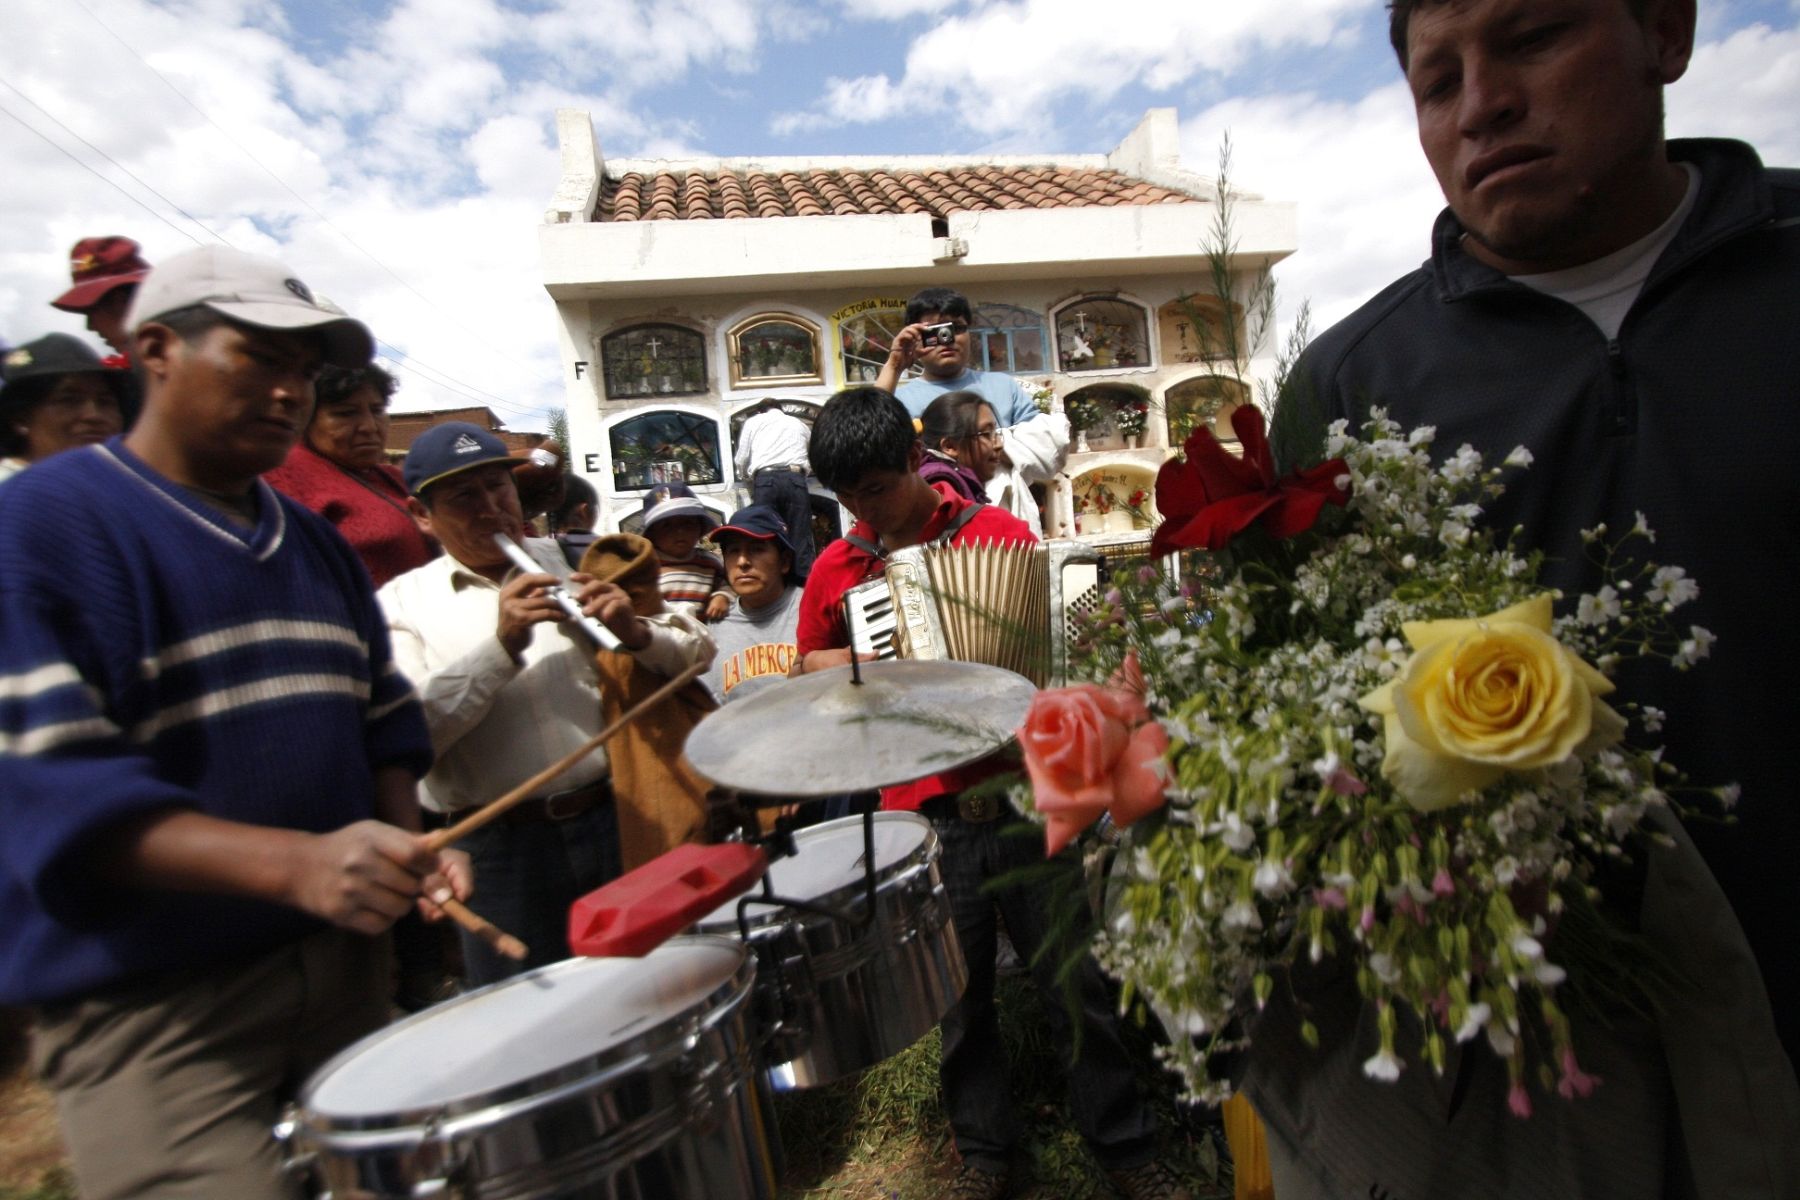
[537,107,1296,548]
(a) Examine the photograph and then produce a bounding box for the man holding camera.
[875,287,1068,536]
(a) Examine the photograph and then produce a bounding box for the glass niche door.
[607,409,724,492]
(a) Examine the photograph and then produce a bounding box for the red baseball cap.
[51,236,152,313]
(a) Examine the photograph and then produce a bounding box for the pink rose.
[1019,683,1169,856]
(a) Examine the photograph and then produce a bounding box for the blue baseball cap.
[713,504,795,558]
[403,421,524,495]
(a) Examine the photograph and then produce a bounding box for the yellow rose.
[1359,595,1626,810]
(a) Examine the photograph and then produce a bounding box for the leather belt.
[754,464,807,476]
[923,792,1007,823]
[501,778,610,825]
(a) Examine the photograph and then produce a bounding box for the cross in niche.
[644,336,664,358]
[1073,311,1089,333]
[1175,321,1190,351]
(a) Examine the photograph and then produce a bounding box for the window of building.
[1157,295,1244,365]
[601,324,707,399]
[726,313,823,387]
[607,408,723,492]
[971,303,1048,374]
[1053,298,1152,372]
[832,298,909,384]
[1164,375,1251,446]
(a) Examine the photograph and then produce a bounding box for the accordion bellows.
[848,541,1054,686]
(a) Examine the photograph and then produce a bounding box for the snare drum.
[279,936,776,1200]
[696,811,967,1090]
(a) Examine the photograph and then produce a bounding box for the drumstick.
[432,893,527,961]
[423,658,710,854]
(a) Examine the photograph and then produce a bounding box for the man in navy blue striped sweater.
[0,246,470,1200]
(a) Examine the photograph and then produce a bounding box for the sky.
[3,0,1796,431]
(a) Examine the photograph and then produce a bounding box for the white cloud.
[1181,83,1443,342]
[1672,22,1800,164]
[773,0,1365,135]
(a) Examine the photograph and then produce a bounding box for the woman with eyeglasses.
[918,389,1003,503]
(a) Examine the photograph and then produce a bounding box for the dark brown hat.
[580,533,663,617]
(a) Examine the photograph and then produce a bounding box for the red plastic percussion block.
[568,842,769,958]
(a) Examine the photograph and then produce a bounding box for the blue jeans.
[927,805,1160,1173]
[454,798,621,986]
[750,469,817,580]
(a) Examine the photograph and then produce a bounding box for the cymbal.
[684,660,1037,796]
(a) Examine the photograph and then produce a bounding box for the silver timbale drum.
[696,811,967,1089]
[278,936,776,1200]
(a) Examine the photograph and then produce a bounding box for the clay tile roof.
[594,164,1199,222]
[607,173,644,221]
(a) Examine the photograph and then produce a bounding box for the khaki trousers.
[31,927,390,1200]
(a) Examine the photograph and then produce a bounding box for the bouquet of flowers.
[1064,393,1102,434]
[1112,398,1150,438]
[1031,379,1057,415]
[1015,406,1725,1114]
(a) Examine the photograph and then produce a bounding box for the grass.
[0,1169,74,1200]
[773,967,1231,1199]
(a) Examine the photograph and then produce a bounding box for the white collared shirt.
[378,538,713,813]
[733,409,812,478]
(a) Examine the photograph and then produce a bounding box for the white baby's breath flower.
[1217,811,1256,853]
[1640,706,1666,733]
[1368,952,1400,984]
[1454,1002,1492,1043]
[1631,511,1656,542]
[1362,1048,1403,1082]
[1253,859,1295,899]
[1719,783,1742,809]
[1675,626,1716,668]
[1504,446,1534,468]
[1222,900,1262,932]
[1576,586,1622,625]
[1647,566,1698,609]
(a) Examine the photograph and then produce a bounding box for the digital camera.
[919,322,957,348]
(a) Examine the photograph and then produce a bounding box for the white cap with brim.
[125,245,375,369]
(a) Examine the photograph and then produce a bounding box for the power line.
[0,98,205,247]
[0,76,233,249]
[1,96,542,422]
[68,0,559,391]
[376,341,543,421]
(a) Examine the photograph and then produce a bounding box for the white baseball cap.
[126,245,374,368]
